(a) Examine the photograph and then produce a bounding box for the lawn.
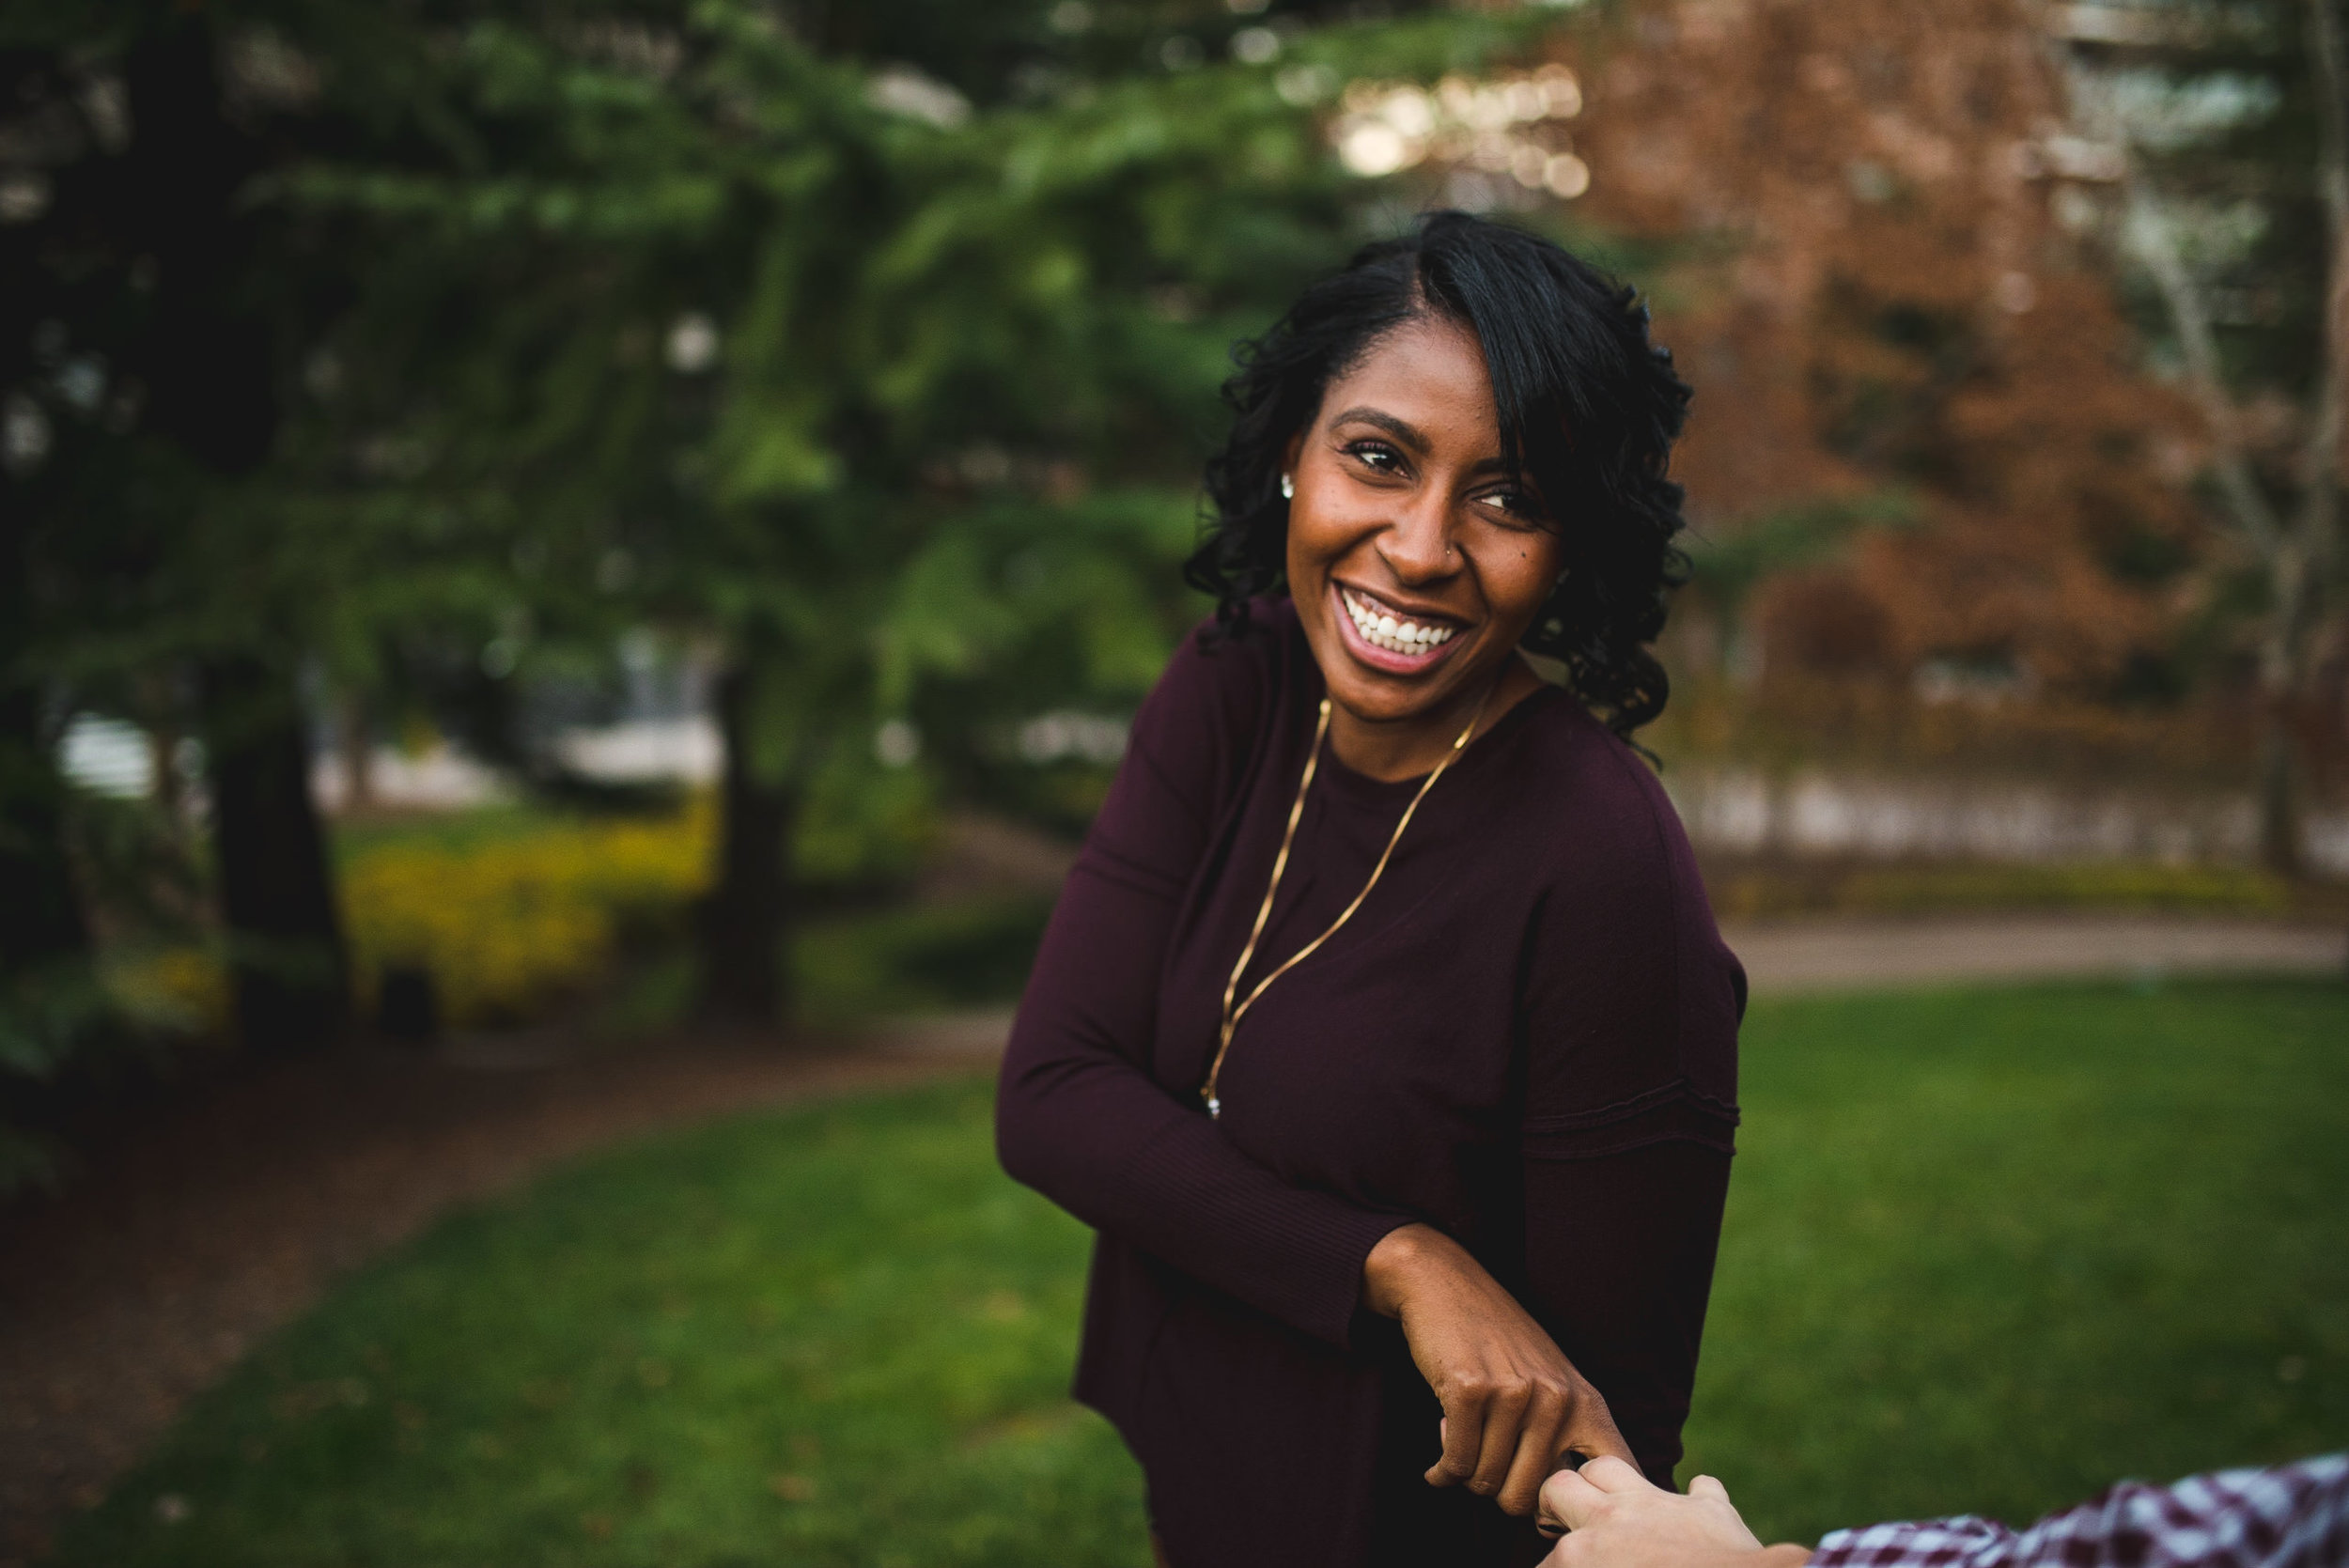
[51,980,2349,1565]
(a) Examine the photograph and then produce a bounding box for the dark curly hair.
[1185,210,1693,737]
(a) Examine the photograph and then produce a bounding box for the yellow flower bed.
[340,803,713,1026]
[113,804,717,1035]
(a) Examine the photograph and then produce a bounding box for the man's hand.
[1537,1455,1811,1568]
[1361,1223,1634,1517]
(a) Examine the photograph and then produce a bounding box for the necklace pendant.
[1206,1095,1221,1119]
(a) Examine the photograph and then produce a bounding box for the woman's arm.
[1517,743,1745,1484]
[1364,1220,1637,1517]
[1522,1141,1733,1483]
[1346,1140,1728,1516]
[995,634,1409,1349]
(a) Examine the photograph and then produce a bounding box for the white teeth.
[1341,589,1456,658]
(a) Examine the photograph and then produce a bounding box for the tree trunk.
[700,659,796,1031]
[200,659,348,1055]
[338,692,374,813]
[2295,0,2349,886]
[0,686,89,978]
[2255,537,2312,876]
[2256,707,2303,875]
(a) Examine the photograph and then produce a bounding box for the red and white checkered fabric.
[1810,1455,2349,1568]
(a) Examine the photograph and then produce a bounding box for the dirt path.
[3,915,2342,1562]
[0,1026,998,1566]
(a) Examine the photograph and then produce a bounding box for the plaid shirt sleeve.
[1808,1454,2349,1568]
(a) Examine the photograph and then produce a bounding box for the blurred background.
[1,0,2343,1563]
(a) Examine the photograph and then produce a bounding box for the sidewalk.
[1723,915,2348,993]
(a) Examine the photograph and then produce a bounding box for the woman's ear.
[1281,427,1306,487]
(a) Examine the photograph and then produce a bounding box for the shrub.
[338,804,713,1028]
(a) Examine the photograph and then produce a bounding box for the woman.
[996,211,1743,1568]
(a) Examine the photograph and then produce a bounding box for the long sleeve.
[1513,737,1744,1485]
[1009,612,1751,1568]
[1809,1455,2349,1568]
[1521,1142,1730,1484]
[995,632,1409,1350]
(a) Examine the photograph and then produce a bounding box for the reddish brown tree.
[1544,0,2207,705]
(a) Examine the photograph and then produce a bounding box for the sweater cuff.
[1287,1205,1415,1349]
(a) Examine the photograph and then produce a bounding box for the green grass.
[1683,980,2349,1542]
[54,1079,1140,1568]
[53,981,2349,1565]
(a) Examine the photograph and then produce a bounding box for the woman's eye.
[1345,441,1404,474]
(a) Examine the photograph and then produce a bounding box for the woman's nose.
[1376,497,1458,584]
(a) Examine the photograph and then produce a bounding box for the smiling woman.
[1283,316,1568,779]
[1195,209,1693,759]
[996,212,1738,1568]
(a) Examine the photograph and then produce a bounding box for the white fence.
[1662,765,2349,877]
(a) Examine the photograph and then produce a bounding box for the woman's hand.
[1362,1222,1635,1516]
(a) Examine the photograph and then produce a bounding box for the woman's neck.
[1325,655,1545,782]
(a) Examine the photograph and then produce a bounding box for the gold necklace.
[1203,683,1495,1119]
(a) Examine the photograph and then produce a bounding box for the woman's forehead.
[1317,316,1501,449]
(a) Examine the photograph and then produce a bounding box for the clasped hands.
[1537,1457,1810,1568]
[1361,1222,1635,1518]
[1363,1223,1808,1568]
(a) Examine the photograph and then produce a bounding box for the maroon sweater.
[996,600,1744,1568]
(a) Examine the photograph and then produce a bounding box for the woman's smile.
[1333,582,1466,673]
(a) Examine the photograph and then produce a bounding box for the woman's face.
[1284,313,1564,738]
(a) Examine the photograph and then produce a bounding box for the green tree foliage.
[0,0,1548,1141]
[2059,0,2349,869]
[0,5,402,1114]
[244,0,1537,1022]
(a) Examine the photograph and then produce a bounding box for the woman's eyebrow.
[1327,406,1510,474]
[1327,406,1428,451]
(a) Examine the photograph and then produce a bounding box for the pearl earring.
[1280,474,1294,500]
